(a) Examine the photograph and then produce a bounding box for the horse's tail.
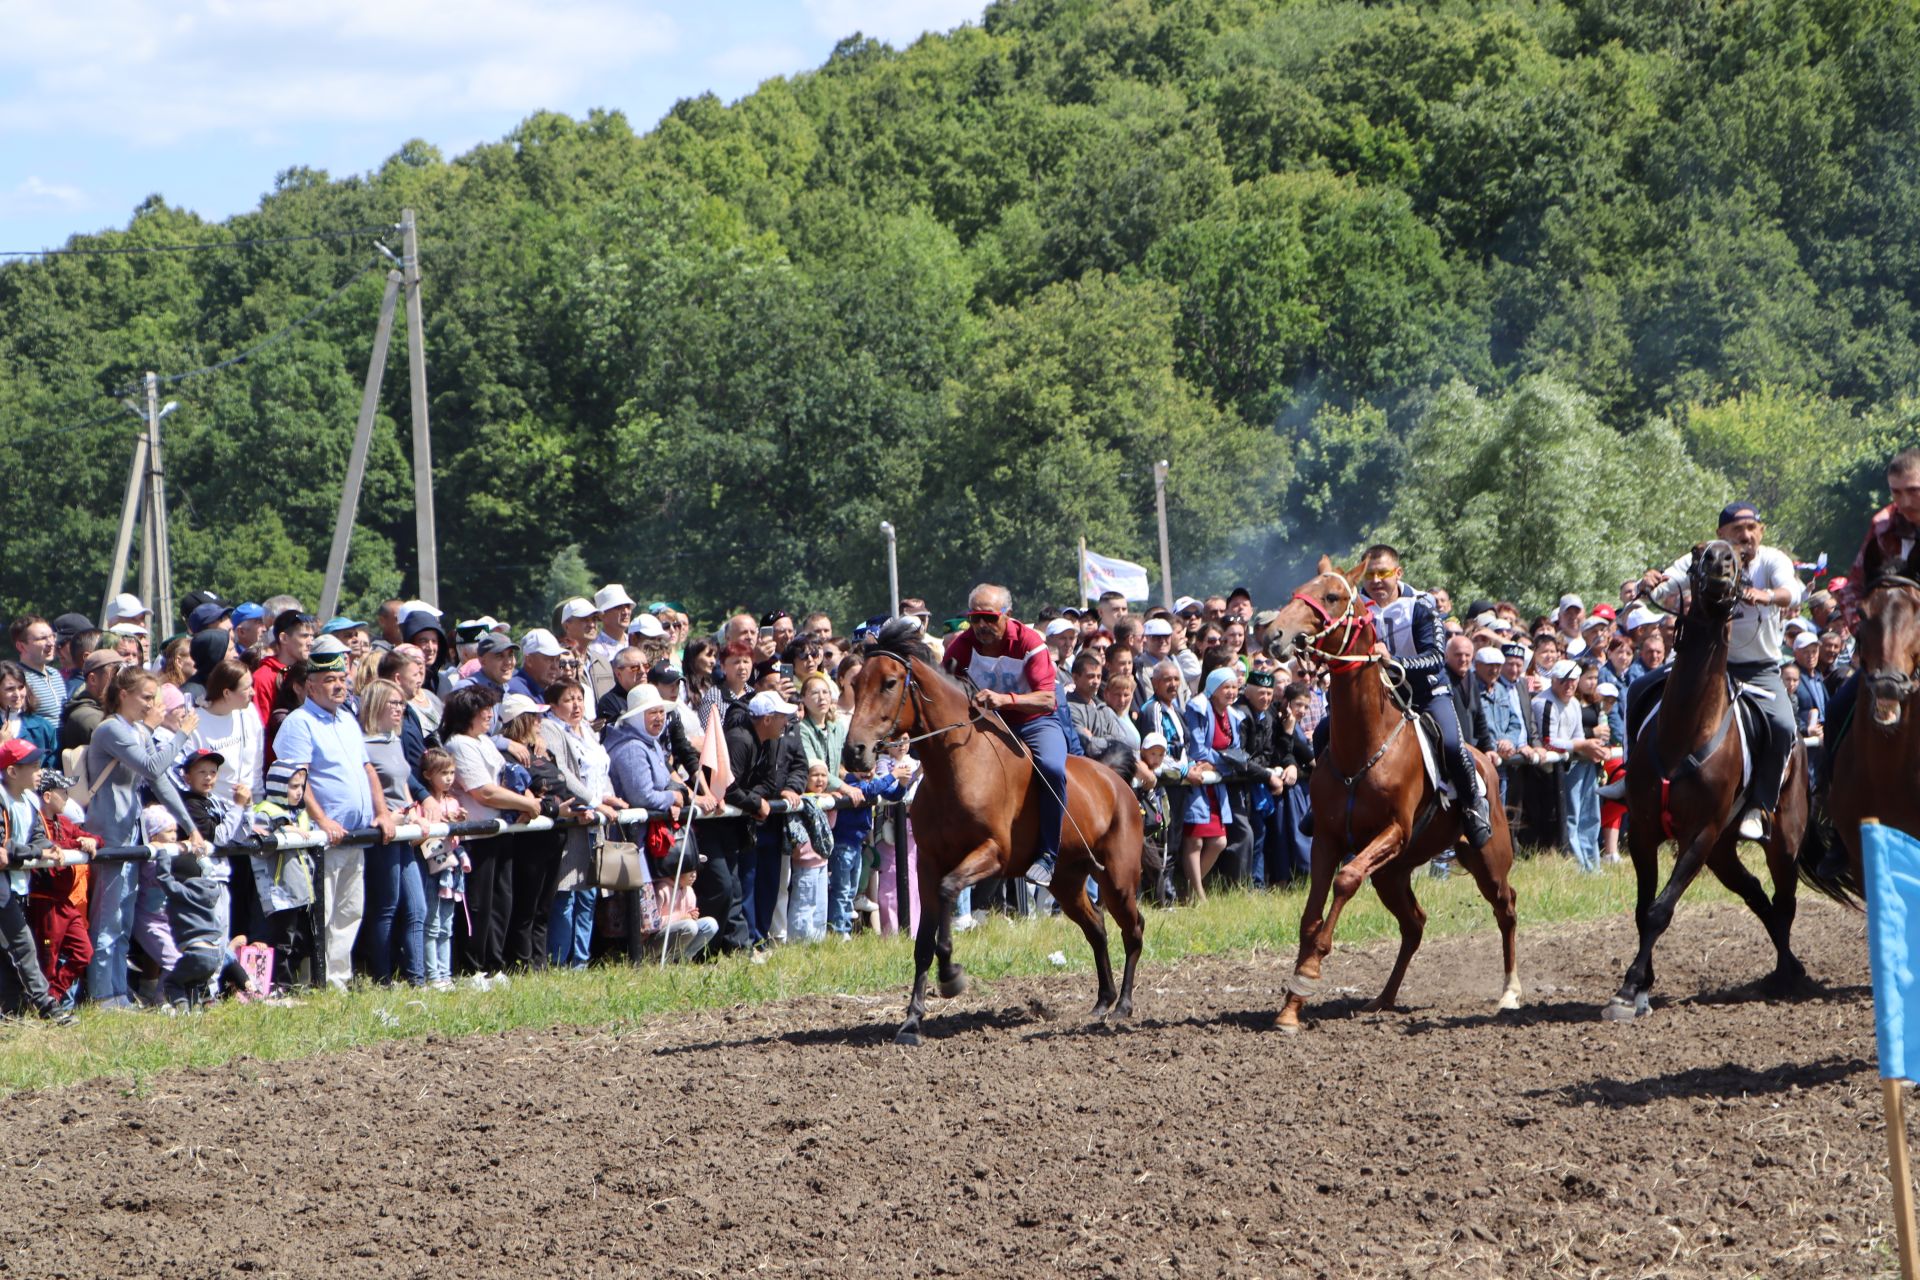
[1795,803,1864,910]
[1092,742,1137,781]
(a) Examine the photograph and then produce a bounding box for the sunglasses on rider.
[966,608,1006,620]
[1365,567,1401,581]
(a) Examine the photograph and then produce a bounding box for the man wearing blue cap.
[1616,500,1803,839]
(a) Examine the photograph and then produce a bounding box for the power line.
[0,226,398,259]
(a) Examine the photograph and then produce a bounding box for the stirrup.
[1737,808,1768,841]
[1024,854,1057,888]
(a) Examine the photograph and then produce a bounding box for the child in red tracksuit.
[28,770,96,1009]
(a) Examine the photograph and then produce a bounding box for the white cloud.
[801,0,985,46]
[0,177,89,215]
[0,0,678,145]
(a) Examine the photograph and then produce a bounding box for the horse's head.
[843,621,933,772]
[1856,539,1920,731]
[1688,539,1742,615]
[1264,554,1365,662]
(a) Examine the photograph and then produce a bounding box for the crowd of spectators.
[0,511,1871,1020]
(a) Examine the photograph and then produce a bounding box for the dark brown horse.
[1605,539,1811,1019]
[1830,538,1920,880]
[1264,559,1521,1033]
[842,621,1145,1044]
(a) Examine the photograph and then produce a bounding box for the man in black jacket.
[725,690,810,949]
[1445,634,1496,755]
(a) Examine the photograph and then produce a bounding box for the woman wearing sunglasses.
[941,584,1070,887]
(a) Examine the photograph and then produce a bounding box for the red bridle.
[1290,580,1370,673]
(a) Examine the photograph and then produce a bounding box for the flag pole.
[1078,537,1089,611]
[1886,1078,1920,1279]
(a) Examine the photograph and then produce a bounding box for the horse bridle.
[1289,576,1390,672]
[1863,574,1920,705]
[860,650,974,748]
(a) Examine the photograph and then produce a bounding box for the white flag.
[1081,549,1152,602]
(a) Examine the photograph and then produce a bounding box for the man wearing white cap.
[1474,645,1528,801]
[510,629,567,703]
[1539,660,1605,870]
[1555,595,1585,644]
[728,690,810,945]
[590,585,635,665]
[1043,617,1078,672]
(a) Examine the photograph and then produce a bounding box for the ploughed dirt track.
[0,900,1900,1278]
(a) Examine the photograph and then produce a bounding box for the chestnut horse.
[842,620,1145,1045]
[1829,538,1920,884]
[1604,540,1811,1020]
[1264,559,1521,1033]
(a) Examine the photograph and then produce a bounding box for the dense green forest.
[3,0,1917,628]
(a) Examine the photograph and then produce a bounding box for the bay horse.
[1263,558,1521,1033]
[1828,537,1920,884]
[842,619,1145,1045]
[1604,540,1811,1020]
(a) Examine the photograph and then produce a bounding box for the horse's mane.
[866,617,937,665]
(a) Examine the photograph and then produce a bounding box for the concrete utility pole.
[104,433,149,624]
[880,521,900,618]
[319,269,404,620]
[1153,459,1174,611]
[143,372,177,637]
[400,209,438,607]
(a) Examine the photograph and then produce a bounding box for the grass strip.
[0,854,1736,1094]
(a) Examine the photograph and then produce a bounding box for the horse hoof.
[1496,991,1521,1012]
[1274,1018,1301,1036]
[937,970,968,999]
[1089,1001,1113,1020]
[894,1028,923,1047]
[1600,995,1648,1022]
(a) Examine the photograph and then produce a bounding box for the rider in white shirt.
[1619,500,1804,840]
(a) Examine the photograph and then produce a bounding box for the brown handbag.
[592,832,646,891]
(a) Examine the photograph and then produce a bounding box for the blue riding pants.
[1016,714,1069,862]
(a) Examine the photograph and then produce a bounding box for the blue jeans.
[548,887,596,968]
[749,824,785,942]
[87,860,139,1003]
[828,840,863,934]
[361,841,427,984]
[424,897,456,982]
[787,865,827,941]
[1015,714,1069,863]
[1563,760,1601,871]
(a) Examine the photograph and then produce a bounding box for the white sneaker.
[430,979,455,992]
[1737,809,1767,841]
[466,973,492,992]
[853,895,877,913]
[490,971,511,989]
[951,913,978,933]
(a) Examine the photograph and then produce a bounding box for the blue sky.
[0,0,989,254]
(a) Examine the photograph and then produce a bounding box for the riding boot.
[1451,747,1492,851]
[1024,848,1058,888]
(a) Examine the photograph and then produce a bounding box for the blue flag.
[1863,821,1920,1081]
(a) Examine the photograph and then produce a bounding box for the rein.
[861,650,975,748]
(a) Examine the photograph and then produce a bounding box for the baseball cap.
[647,661,683,684]
[1590,603,1616,622]
[519,628,565,658]
[1044,618,1076,638]
[1581,614,1608,633]
[628,613,666,638]
[1464,599,1497,621]
[1718,501,1762,527]
[497,693,548,722]
[1474,646,1504,665]
[82,649,125,673]
[1597,682,1620,699]
[1253,608,1282,628]
[1059,606,1084,619]
[108,621,149,638]
[1564,637,1589,658]
[308,635,349,672]
[106,592,148,623]
[231,602,265,624]
[1551,659,1580,680]
[187,602,233,632]
[1557,594,1584,613]
[1792,629,1820,650]
[51,612,94,641]
[0,740,42,770]
[1173,596,1201,615]
[183,747,226,770]
[559,597,599,624]
[321,615,366,635]
[1140,732,1168,752]
[1228,586,1252,601]
[475,633,519,658]
[748,691,800,718]
[1142,618,1174,637]
[593,584,635,612]
[1623,607,1660,632]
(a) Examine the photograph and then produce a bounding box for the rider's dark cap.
[1718,501,1762,527]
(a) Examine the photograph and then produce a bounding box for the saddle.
[1637,674,1776,792]
[1412,711,1483,806]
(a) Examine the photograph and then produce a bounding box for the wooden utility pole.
[400,209,438,607]
[104,434,148,624]
[1153,458,1174,611]
[144,372,175,638]
[319,269,404,620]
